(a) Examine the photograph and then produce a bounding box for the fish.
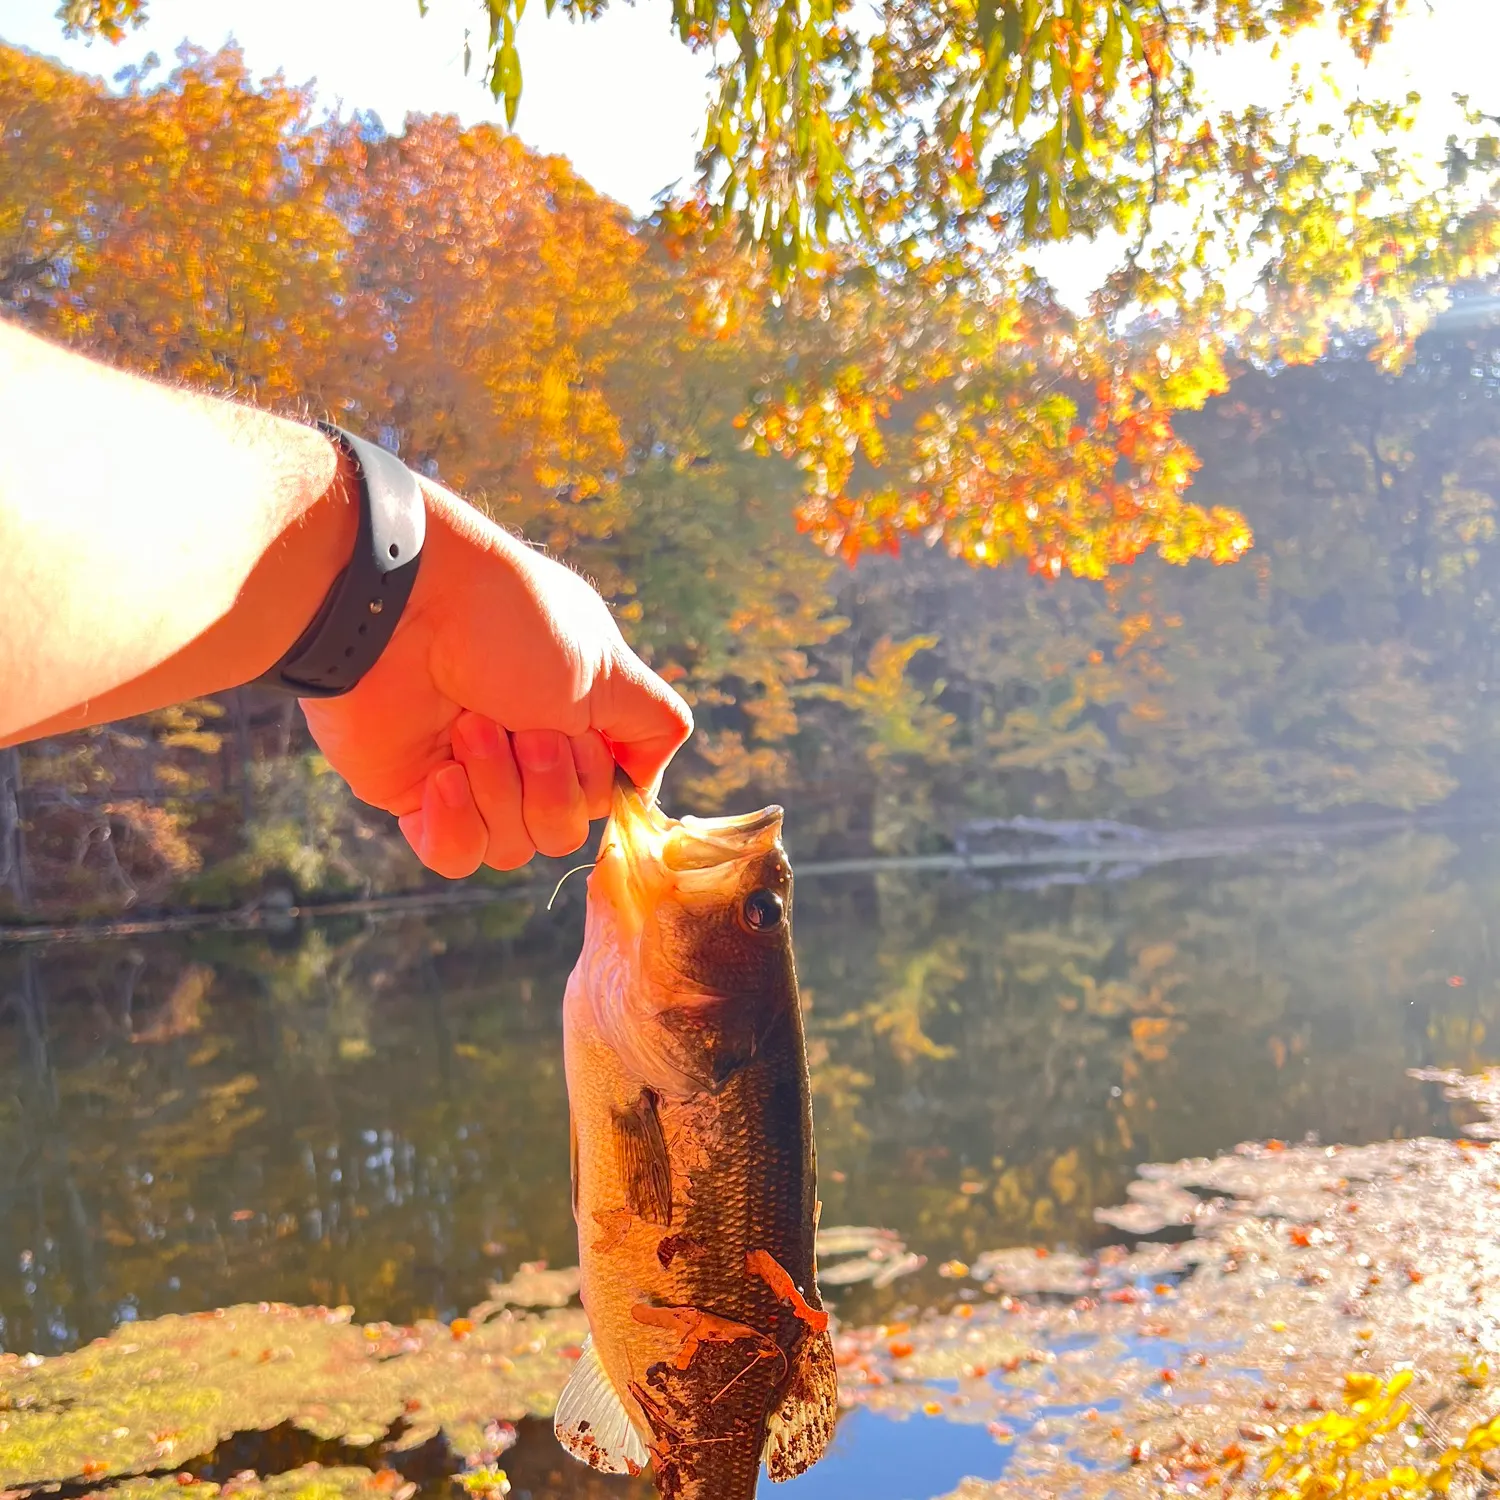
[555,775,836,1499]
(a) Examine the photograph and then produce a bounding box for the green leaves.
[485,0,522,125]
[58,0,1500,330]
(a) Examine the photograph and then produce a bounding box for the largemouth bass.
[555,777,836,1499]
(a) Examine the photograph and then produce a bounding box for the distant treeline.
[4,41,1500,918]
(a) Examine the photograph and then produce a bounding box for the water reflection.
[1,828,1497,1356]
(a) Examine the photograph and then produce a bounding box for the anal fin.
[555,1335,651,1476]
[763,1329,838,1481]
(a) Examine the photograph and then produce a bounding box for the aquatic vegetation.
[834,1082,1500,1496]
[82,1467,425,1500]
[0,1299,587,1492]
[8,1071,1500,1500]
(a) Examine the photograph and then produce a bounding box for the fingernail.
[513,729,563,773]
[436,763,470,810]
[457,713,504,759]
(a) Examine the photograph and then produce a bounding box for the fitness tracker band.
[256,423,426,698]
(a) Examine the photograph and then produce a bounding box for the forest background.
[6,15,1500,921]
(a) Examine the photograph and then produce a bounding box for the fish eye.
[741,887,785,932]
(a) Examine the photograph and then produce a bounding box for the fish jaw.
[596,774,784,911]
[565,777,791,1100]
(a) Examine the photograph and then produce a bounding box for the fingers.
[570,729,616,821]
[513,728,590,858]
[400,713,656,879]
[398,761,488,879]
[452,711,534,870]
[589,655,694,794]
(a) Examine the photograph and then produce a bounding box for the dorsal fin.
[555,1335,651,1476]
[611,1087,673,1225]
[763,1329,838,1481]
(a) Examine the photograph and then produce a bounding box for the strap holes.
[344,646,356,658]
[389,543,400,559]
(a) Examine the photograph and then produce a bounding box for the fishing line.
[547,861,597,911]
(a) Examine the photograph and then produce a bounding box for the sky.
[4,0,1500,226]
[1,0,715,214]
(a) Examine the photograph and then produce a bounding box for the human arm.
[0,321,693,875]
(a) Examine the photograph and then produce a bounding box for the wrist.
[238,424,361,679]
[404,478,529,620]
[256,426,425,697]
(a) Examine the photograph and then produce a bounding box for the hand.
[301,481,692,878]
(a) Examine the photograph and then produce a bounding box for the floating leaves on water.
[474,1263,582,1313]
[1093,1140,1407,1237]
[813,1225,902,1259]
[1409,1064,1500,1138]
[968,1248,1098,1297]
[0,1300,587,1493]
[14,1121,1500,1500]
[837,1132,1500,1496]
[814,1226,925,1288]
[1092,1183,1205,1237]
[78,1466,424,1500]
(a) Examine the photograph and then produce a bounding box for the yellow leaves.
[1344,1371,1394,1403]
[56,0,147,42]
[4,40,1270,594]
[806,635,955,768]
[1260,1369,1500,1500]
[325,117,645,551]
[675,731,791,806]
[756,277,1256,577]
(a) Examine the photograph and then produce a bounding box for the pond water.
[3,826,1500,1495]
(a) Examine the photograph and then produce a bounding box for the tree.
[12,38,1500,919]
[50,2,1493,274]
[51,1,1500,574]
[330,117,645,546]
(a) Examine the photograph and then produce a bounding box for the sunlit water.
[4,827,1500,1496]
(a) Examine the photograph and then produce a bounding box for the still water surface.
[2,828,1498,1491]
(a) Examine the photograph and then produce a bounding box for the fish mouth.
[606,771,784,877]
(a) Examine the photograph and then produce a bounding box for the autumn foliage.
[0,36,1261,584]
[6,38,1500,915]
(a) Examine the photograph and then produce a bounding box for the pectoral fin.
[763,1329,838,1481]
[555,1335,651,1476]
[611,1087,673,1225]
[569,1111,580,1223]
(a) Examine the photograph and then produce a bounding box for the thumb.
[589,650,693,794]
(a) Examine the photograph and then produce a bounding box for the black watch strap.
[255,424,426,699]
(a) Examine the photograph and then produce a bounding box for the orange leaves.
[56,0,148,43]
[739,265,1254,578]
[2,42,1258,593]
[3,43,355,402]
[339,120,643,547]
[777,358,1248,579]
